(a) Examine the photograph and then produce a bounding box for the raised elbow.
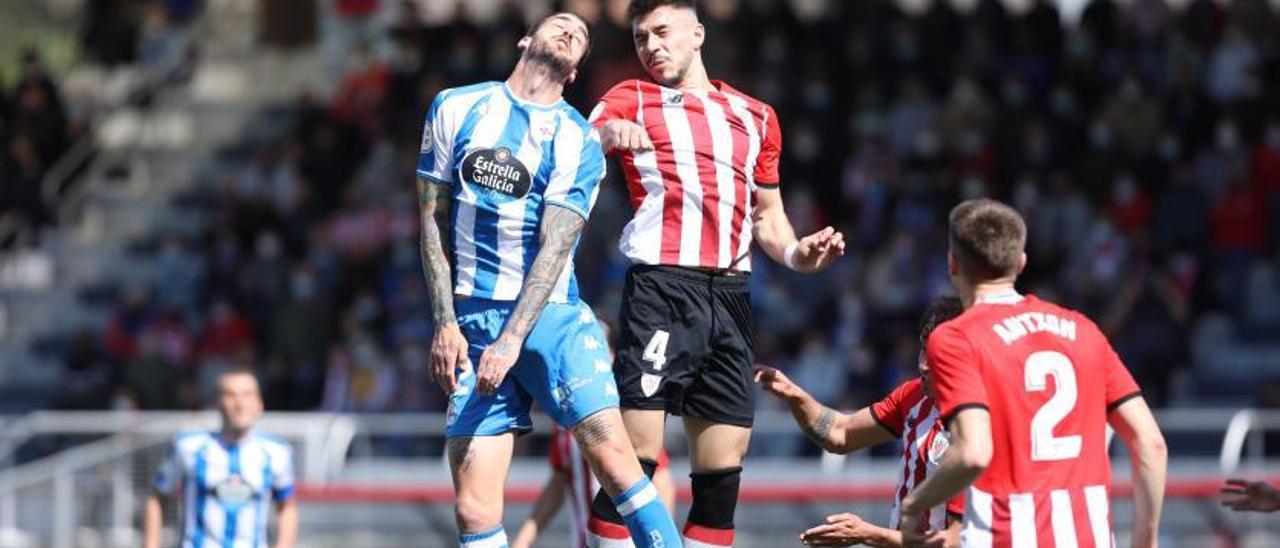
[959,443,992,473]
[1141,433,1168,462]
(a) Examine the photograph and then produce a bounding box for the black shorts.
[614,265,756,427]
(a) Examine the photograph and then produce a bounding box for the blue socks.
[612,476,683,548]
[459,525,508,547]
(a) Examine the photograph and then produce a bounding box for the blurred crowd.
[51,0,1280,443]
[0,50,82,241]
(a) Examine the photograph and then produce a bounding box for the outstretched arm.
[475,205,585,394]
[752,188,844,273]
[418,177,470,393]
[273,500,298,548]
[755,365,893,453]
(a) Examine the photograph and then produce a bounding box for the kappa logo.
[582,336,602,351]
[594,359,611,373]
[641,373,662,398]
[579,309,595,324]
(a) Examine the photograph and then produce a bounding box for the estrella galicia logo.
[461,147,531,200]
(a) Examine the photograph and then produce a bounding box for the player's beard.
[523,39,575,84]
[651,54,691,88]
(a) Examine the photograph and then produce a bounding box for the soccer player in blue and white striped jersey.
[416,11,682,548]
[144,369,297,548]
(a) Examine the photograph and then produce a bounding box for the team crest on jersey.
[461,147,532,200]
[641,373,662,398]
[214,475,257,509]
[420,123,433,153]
[927,431,951,466]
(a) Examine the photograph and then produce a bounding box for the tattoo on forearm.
[500,206,584,341]
[418,179,457,325]
[804,407,837,447]
[446,437,476,472]
[570,412,615,448]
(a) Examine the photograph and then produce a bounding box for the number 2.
[642,330,670,371]
[1025,351,1082,461]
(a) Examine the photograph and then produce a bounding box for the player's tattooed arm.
[418,178,456,325]
[570,411,617,448]
[803,407,838,448]
[475,205,584,394]
[498,205,585,343]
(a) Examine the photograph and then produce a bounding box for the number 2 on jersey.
[1025,351,1082,461]
[643,330,670,371]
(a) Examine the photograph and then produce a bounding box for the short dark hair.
[525,12,593,62]
[919,296,964,341]
[627,0,697,21]
[948,198,1027,280]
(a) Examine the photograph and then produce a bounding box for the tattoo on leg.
[804,407,836,447]
[571,413,616,448]
[447,438,476,472]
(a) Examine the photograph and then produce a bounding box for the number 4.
[642,330,670,371]
[1025,351,1082,462]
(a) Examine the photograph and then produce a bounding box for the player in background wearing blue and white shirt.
[144,369,297,548]
[416,11,682,548]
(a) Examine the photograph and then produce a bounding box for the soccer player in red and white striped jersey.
[899,199,1168,548]
[755,296,967,547]
[586,2,845,547]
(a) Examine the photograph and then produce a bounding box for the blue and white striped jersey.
[417,82,606,304]
[153,430,295,548]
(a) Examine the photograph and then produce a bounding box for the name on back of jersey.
[461,147,531,199]
[992,311,1077,345]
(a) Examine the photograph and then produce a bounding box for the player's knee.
[638,457,659,479]
[454,494,501,532]
[687,466,742,529]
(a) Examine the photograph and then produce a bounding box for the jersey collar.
[974,288,1024,305]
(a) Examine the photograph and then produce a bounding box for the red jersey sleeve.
[588,80,641,128]
[754,104,782,187]
[1086,318,1142,410]
[870,379,922,438]
[925,323,989,424]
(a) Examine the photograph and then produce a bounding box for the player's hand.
[798,512,880,545]
[754,365,802,400]
[792,226,846,273]
[1221,478,1280,512]
[599,120,654,153]
[898,513,947,548]
[430,322,470,394]
[476,333,522,395]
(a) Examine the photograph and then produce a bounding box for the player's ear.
[1016,252,1027,275]
[566,68,577,85]
[517,36,532,52]
[693,23,705,49]
[947,249,958,278]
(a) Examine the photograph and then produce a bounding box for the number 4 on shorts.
[642,330,670,371]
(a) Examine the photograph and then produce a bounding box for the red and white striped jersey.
[589,79,782,272]
[925,291,1143,548]
[870,378,965,531]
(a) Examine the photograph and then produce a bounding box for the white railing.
[0,407,1274,548]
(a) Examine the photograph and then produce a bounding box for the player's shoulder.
[888,377,926,402]
[172,429,214,453]
[714,80,776,113]
[433,82,501,109]
[251,431,293,454]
